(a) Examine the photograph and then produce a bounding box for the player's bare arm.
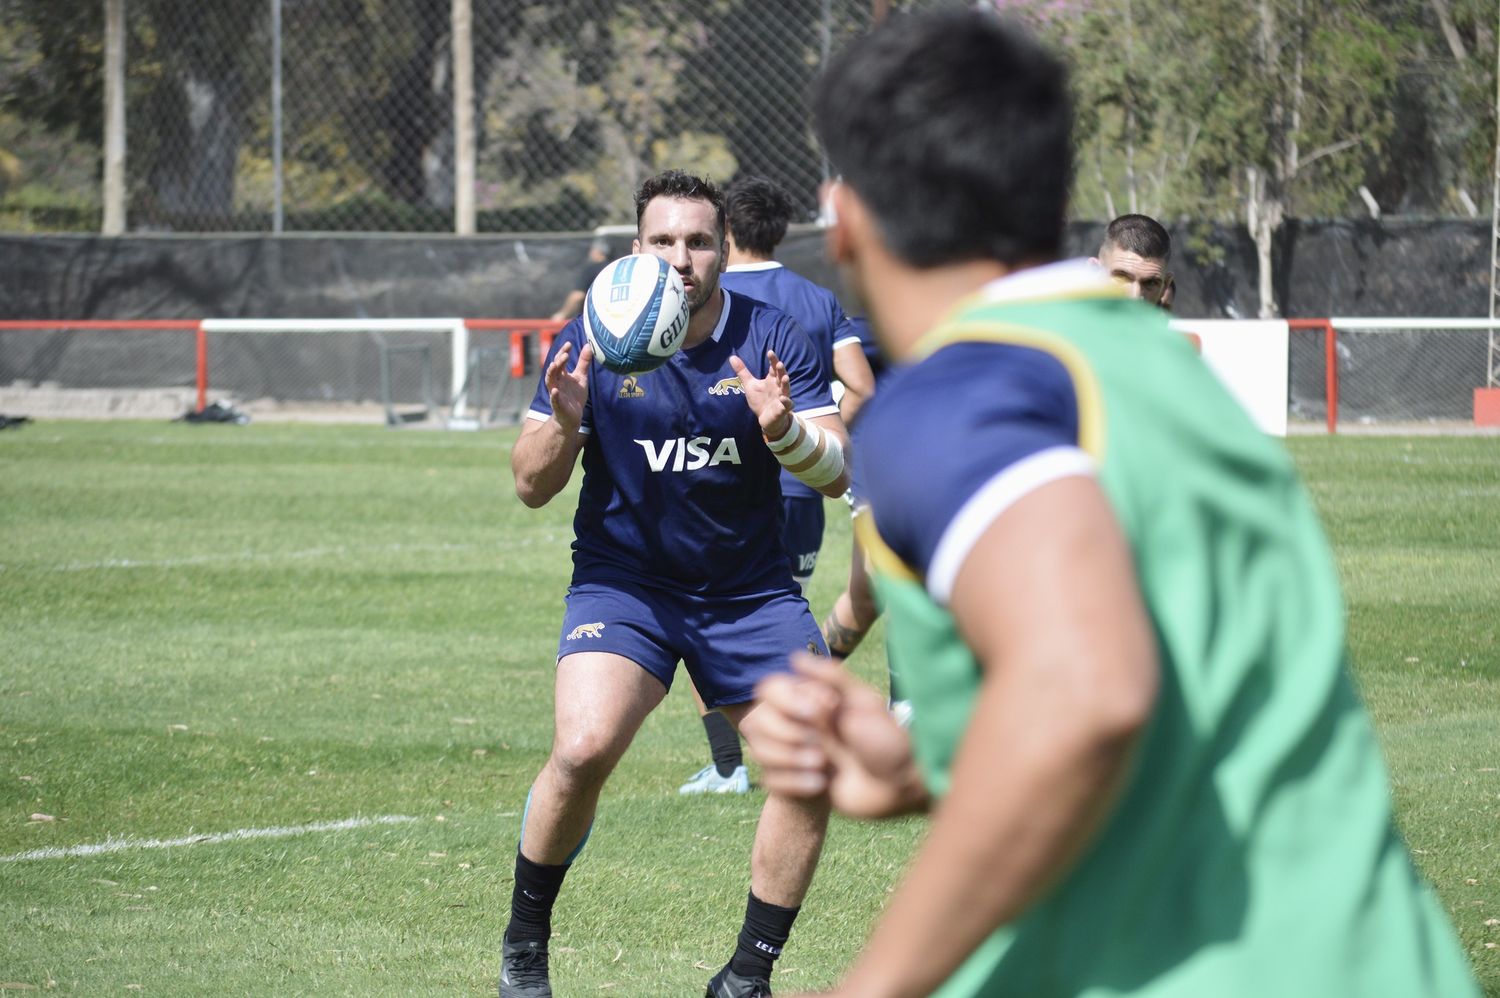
[511,340,592,508]
[549,289,585,322]
[832,341,876,427]
[815,476,1159,998]
[729,349,851,498]
[746,655,928,819]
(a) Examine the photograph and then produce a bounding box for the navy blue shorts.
[781,495,826,587]
[558,580,828,708]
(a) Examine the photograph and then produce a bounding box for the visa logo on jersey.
[635,437,742,472]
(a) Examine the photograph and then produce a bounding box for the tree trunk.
[1247,166,1283,319]
[1426,0,1467,62]
[138,1,263,227]
[380,3,450,208]
[147,67,247,223]
[1119,0,1139,213]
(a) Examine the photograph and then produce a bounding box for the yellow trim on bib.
[911,317,1107,460]
[853,512,920,584]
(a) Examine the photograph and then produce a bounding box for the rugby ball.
[582,254,690,374]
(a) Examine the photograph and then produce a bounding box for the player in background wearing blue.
[816,316,889,681]
[504,170,851,998]
[677,174,877,796]
[743,10,1477,998]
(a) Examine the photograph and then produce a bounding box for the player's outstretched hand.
[728,349,794,438]
[546,340,592,433]
[743,654,929,820]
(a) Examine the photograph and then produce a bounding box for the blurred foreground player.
[678,174,877,796]
[742,10,1477,998]
[505,169,850,998]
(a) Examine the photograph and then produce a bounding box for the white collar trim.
[725,261,783,272]
[709,289,734,342]
[978,258,1116,304]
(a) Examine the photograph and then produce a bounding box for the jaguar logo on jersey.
[618,376,645,398]
[566,622,606,640]
[708,377,744,396]
[634,437,742,472]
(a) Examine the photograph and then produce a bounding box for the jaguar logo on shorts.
[806,639,821,654]
[707,376,744,396]
[618,376,645,399]
[567,622,606,640]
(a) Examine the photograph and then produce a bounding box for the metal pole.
[271,0,284,233]
[1487,10,1499,386]
[452,0,476,235]
[102,0,127,235]
[819,0,832,185]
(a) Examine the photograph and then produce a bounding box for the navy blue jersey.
[720,262,858,500]
[846,316,898,505]
[848,316,891,388]
[858,267,1104,602]
[528,290,839,595]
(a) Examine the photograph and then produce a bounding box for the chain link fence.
[1,0,906,234]
[3,0,1492,235]
[1289,322,1500,425]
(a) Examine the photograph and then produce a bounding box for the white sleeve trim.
[797,403,841,420]
[524,408,591,433]
[833,334,864,350]
[724,261,783,272]
[927,445,1095,605]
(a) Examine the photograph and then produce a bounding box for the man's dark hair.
[813,9,1072,268]
[634,170,726,239]
[724,176,797,257]
[1102,214,1172,263]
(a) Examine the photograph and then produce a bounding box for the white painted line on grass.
[1,814,418,863]
[30,541,483,573]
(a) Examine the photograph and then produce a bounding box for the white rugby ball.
[582,254,690,374]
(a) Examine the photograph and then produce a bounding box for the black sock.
[729,891,800,980]
[503,850,570,945]
[702,710,743,777]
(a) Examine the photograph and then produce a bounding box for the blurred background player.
[815,315,906,720]
[743,10,1477,998]
[677,174,876,796]
[1092,213,1175,309]
[505,169,850,998]
[548,236,612,321]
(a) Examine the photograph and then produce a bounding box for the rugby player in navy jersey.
[677,174,877,797]
[817,317,905,717]
[502,170,851,998]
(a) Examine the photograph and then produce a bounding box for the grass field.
[1,422,1496,995]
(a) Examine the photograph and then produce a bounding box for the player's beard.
[685,270,720,315]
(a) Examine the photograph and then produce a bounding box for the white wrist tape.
[766,414,845,489]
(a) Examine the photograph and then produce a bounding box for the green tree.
[1367,0,1496,215]
[479,2,739,226]
[1043,0,1405,315]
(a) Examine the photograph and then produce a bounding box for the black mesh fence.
[1323,327,1493,424]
